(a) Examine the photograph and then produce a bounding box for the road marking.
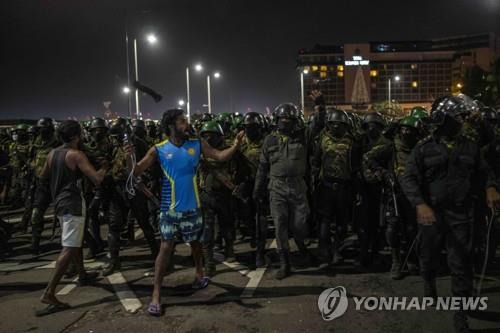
[106,272,142,313]
[213,239,277,298]
[36,260,104,270]
[57,277,79,295]
[4,214,54,224]
[0,261,53,272]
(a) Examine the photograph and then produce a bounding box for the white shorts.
[59,214,85,248]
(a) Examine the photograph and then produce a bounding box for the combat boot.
[255,240,266,267]
[203,246,216,277]
[275,250,291,280]
[390,248,403,280]
[102,258,121,276]
[224,239,236,263]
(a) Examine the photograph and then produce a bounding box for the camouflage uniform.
[312,128,359,264]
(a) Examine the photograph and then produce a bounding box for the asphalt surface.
[1,208,500,333]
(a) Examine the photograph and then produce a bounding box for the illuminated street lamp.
[300,68,309,112]
[388,75,401,104]
[178,99,185,107]
[129,32,158,119]
[122,86,131,94]
[186,63,204,123]
[207,71,221,114]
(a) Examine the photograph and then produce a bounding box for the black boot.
[295,240,316,268]
[390,248,403,280]
[255,241,266,268]
[102,257,121,276]
[423,276,438,306]
[275,249,291,280]
[224,239,236,263]
[203,246,216,277]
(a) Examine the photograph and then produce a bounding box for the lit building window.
[312,65,319,72]
[337,65,344,71]
[412,81,418,88]
[411,64,417,70]
[370,70,378,77]
[303,66,310,72]
[456,83,463,89]
[320,65,328,71]
[337,71,344,78]
[320,71,327,78]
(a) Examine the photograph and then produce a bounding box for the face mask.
[133,128,146,139]
[440,116,463,138]
[399,128,418,148]
[204,134,223,148]
[12,134,18,141]
[367,124,382,140]
[278,119,294,135]
[93,132,106,142]
[327,122,347,138]
[40,128,53,141]
[245,126,261,141]
[148,128,157,138]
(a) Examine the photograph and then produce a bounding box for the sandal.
[147,302,163,316]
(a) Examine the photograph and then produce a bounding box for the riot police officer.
[236,112,267,267]
[254,103,318,279]
[364,116,421,279]
[198,121,238,276]
[8,124,31,207]
[30,117,60,253]
[102,118,159,276]
[401,96,500,332]
[312,108,360,266]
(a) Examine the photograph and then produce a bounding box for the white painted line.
[36,260,104,270]
[106,272,142,313]
[134,229,143,240]
[5,214,54,224]
[241,267,267,298]
[0,261,53,272]
[57,277,78,295]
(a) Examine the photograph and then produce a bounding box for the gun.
[387,176,399,218]
[255,201,261,245]
[211,169,249,203]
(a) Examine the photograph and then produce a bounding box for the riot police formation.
[0,93,499,333]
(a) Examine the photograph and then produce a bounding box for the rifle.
[210,169,249,204]
[255,201,261,245]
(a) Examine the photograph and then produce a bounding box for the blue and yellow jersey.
[155,139,201,212]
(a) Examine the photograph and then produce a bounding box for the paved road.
[1,211,500,333]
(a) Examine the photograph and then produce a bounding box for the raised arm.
[201,131,244,162]
[133,146,158,177]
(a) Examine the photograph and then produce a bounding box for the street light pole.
[133,38,140,119]
[388,78,391,105]
[300,71,305,112]
[125,21,132,118]
[207,75,212,114]
[186,67,191,123]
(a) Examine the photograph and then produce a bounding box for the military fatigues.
[312,130,359,263]
[237,137,267,263]
[8,140,31,207]
[106,136,158,271]
[401,133,496,305]
[363,136,418,276]
[199,146,238,271]
[0,136,11,204]
[254,131,310,254]
[26,137,60,239]
[82,138,113,257]
[357,134,388,265]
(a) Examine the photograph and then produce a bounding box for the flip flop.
[35,303,71,317]
[147,302,163,317]
[192,276,210,290]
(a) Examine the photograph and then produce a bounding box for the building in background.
[297,33,500,115]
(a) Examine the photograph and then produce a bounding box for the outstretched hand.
[234,131,245,147]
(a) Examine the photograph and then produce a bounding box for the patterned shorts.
[159,209,203,243]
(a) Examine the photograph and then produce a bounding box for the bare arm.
[201,131,244,162]
[133,146,158,177]
[74,151,107,186]
[38,150,53,180]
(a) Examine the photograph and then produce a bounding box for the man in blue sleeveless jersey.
[125,109,244,316]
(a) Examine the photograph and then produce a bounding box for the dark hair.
[161,109,184,131]
[58,120,82,143]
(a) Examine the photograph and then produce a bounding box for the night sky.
[1,0,499,120]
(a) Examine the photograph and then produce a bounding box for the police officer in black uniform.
[401,96,500,332]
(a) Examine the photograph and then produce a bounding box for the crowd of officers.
[0,92,499,331]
